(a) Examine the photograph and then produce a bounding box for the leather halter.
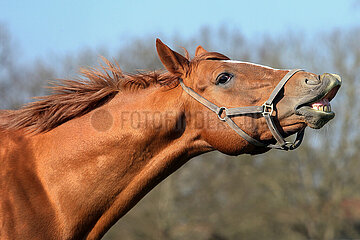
[179,69,306,151]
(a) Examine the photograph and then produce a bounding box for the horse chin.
[296,106,335,129]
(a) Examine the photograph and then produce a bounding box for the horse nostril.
[305,77,320,85]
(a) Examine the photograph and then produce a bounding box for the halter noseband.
[179,69,305,151]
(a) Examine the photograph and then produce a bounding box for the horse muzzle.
[295,73,342,129]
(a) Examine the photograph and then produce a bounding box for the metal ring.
[217,107,227,121]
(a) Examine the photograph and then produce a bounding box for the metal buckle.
[272,141,293,151]
[283,141,294,151]
[217,107,227,121]
[262,103,274,117]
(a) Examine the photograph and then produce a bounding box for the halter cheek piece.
[179,69,305,151]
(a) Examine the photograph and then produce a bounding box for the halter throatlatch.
[179,69,306,151]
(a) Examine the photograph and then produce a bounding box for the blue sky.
[0,0,359,62]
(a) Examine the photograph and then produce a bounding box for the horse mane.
[0,51,229,133]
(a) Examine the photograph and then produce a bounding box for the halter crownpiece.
[179,69,305,151]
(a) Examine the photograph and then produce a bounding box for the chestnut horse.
[0,39,341,239]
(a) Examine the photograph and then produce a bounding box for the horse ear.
[195,45,230,61]
[156,39,189,77]
[195,45,208,56]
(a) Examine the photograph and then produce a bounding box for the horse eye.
[216,73,233,85]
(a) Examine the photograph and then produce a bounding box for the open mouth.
[303,84,340,113]
[295,75,341,129]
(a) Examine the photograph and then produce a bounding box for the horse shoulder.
[0,130,60,239]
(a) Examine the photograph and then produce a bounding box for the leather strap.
[262,69,304,149]
[265,69,302,105]
[225,106,264,116]
[179,69,305,151]
[179,80,220,115]
[224,116,266,147]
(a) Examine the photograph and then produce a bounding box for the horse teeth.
[311,103,332,112]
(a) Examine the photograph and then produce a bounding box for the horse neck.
[33,85,212,239]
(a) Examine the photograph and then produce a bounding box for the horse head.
[156,39,341,155]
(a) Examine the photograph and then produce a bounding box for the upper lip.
[295,77,341,112]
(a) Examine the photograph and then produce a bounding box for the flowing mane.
[0,51,229,133]
[0,58,178,133]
